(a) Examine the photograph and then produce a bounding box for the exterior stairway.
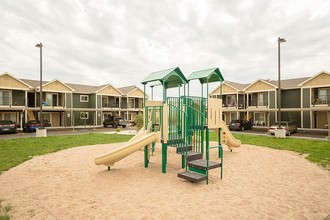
[27,110,36,121]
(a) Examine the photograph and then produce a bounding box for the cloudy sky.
[1,0,329,92]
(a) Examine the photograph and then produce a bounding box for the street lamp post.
[278,37,286,129]
[35,43,43,129]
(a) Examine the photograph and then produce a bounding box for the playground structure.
[95,67,241,184]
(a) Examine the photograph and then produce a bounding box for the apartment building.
[210,70,330,129]
[0,72,145,128]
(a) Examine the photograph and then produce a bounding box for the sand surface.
[0,142,329,219]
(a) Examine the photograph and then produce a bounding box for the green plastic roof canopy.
[187,67,224,84]
[141,67,188,89]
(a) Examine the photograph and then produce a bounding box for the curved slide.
[95,130,160,167]
[214,120,241,150]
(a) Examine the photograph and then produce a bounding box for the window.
[0,90,12,106]
[102,96,108,107]
[319,88,330,104]
[258,93,268,106]
[46,93,59,106]
[227,95,236,107]
[230,112,237,121]
[80,95,89,102]
[254,112,265,126]
[80,112,89,119]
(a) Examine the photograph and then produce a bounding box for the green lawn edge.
[0,133,133,174]
[210,133,330,171]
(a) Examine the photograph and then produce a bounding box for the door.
[317,111,327,129]
[52,113,59,127]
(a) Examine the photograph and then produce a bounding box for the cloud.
[0,0,329,90]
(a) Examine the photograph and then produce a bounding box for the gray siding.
[73,111,95,126]
[65,111,72,126]
[66,93,72,108]
[97,95,101,108]
[73,94,90,108]
[90,94,96,108]
[302,88,310,108]
[269,91,276,108]
[282,89,300,108]
[269,112,276,125]
[303,111,310,128]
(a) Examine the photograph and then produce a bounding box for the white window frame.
[257,92,267,106]
[80,95,89,102]
[0,90,12,106]
[80,112,89,119]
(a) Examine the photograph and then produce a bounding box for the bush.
[136,113,144,129]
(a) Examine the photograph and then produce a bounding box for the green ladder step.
[187,159,221,171]
[178,171,206,183]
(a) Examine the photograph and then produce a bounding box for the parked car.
[23,120,41,132]
[103,116,126,128]
[0,120,17,134]
[228,120,253,131]
[268,121,297,136]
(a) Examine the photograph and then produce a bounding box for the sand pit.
[0,142,329,219]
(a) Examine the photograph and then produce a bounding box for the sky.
[1,0,330,95]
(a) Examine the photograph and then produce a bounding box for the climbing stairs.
[177,145,222,183]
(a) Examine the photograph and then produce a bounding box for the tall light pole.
[278,37,286,128]
[35,42,43,128]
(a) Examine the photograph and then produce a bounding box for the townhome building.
[210,70,330,129]
[0,72,145,129]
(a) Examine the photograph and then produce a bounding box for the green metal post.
[162,143,167,173]
[182,155,185,169]
[218,128,221,158]
[219,145,223,179]
[108,166,110,171]
[144,146,149,168]
[206,126,209,185]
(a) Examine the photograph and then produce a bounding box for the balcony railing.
[121,103,143,109]
[102,102,120,108]
[43,101,64,107]
[248,100,268,108]
[312,95,330,106]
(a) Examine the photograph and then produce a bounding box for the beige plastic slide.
[214,120,241,150]
[95,130,160,167]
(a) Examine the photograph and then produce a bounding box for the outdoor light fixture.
[35,42,44,128]
[277,37,286,129]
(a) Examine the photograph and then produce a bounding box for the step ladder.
[177,145,222,184]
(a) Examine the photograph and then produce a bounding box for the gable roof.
[141,67,188,89]
[95,84,123,95]
[243,79,277,91]
[187,67,224,84]
[0,72,33,89]
[298,70,330,86]
[36,79,75,91]
[118,85,148,98]
[224,81,249,91]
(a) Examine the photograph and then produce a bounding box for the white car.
[268,121,297,136]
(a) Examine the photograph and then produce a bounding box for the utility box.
[275,128,286,138]
[36,128,47,137]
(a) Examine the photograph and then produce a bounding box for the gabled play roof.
[141,67,188,89]
[187,67,224,84]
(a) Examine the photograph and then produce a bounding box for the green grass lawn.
[0,132,329,174]
[210,133,330,171]
[0,133,132,174]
